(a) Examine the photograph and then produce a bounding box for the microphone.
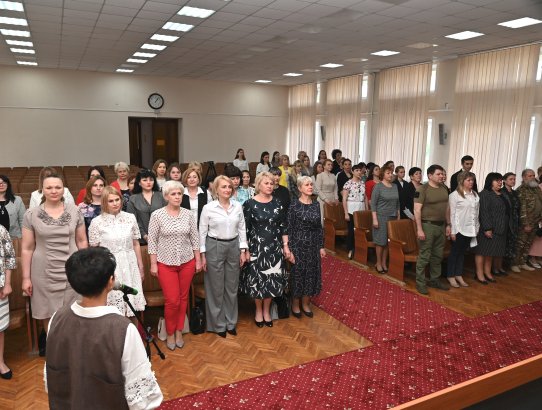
[113,280,138,295]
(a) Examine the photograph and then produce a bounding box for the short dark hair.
[0,175,15,203]
[331,149,342,159]
[352,164,363,171]
[132,169,159,194]
[86,166,106,181]
[426,164,444,176]
[224,165,242,179]
[483,172,503,191]
[342,158,352,165]
[461,155,474,164]
[503,172,516,180]
[395,166,405,173]
[268,167,282,176]
[357,162,367,169]
[408,167,421,177]
[66,247,116,297]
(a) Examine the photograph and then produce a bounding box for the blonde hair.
[254,172,273,194]
[181,167,202,186]
[291,160,303,177]
[101,186,122,214]
[296,175,312,188]
[162,180,184,198]
[114,161,129,173]
[213,175,233,199]
[188,161,202,173]
[456,171,477,198]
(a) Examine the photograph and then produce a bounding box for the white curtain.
[447,44,539,182]
[325,75,361,160]
[287,83,316,158]
[373,63,431,169]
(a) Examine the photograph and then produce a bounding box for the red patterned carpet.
[160,256,542,409]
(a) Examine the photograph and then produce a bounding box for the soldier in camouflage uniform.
[511,169,542,272]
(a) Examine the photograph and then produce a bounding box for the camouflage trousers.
[513,228,537,266]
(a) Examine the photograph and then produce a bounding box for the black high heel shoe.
[0,369,12,380]
[301,308,314,318]
[254,319,264,328]
[264,320,273,327]
[474,275,488,285]
[485,277,497,283]
[291,308,302,319]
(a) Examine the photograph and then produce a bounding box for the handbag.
[274,293,290,319]
[157,317,167,341]
[536,227,542,237]
[189,306,205,335]
[182,313,190,334]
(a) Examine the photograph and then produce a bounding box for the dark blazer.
[393,179,410,219]
[450,169,478,193]
[181,188,208,226]
[478,190,509,235]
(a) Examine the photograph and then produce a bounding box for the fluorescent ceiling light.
[177,6,215,18]
[6,39,32,46]
[498,17,542,29]
[134,52,156,58]
[320,63,343,68]
[371,50,400,56]
[344,57,368,62]
[127,58,147,63]
[0,29,29,37]
[17,61,37,65]
[142,43,166,51]
[445,31,484,40]
[0,1,23,11]
[150,34,179,42]
[301,68,320,73]
[283,73,302,77]
[406,42,432,49]
[11,47,34,54]
[0,16,27,26]
[255,80,271,83]
[162,22,194,32]
[116,69,134,73]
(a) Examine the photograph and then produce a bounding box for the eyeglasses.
[0,182,7,186]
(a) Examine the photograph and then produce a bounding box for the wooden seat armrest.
[388,238,407,252]
[324,216,337,224]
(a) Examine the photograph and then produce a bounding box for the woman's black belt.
[208,236,238,242]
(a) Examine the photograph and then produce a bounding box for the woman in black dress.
[288,176,325,318]
[474,173,509,284]
[500,172,520,272]
[240,172,293,327]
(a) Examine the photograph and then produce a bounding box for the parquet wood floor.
[2,250,541,408]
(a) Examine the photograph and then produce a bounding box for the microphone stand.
[122,292,165,361]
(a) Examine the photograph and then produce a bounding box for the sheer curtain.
[448,44,539,181]
[287,83,316,158]
[325,75,361,160]
[373,63,431,169]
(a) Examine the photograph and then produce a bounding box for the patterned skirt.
[0,296,9,332]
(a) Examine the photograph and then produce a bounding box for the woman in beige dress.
[315,159,338,225]
[21,174,88,332]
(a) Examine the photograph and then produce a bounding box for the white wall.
[0,67,289,167]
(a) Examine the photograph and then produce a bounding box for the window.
[314,120,322,161]
[537,45,542,82]
[430,63,437,92]
[424,118,433,171]
[361,75,368,99]
[316,83,321,104]
[526,115,537,168]
[358,119,367,162]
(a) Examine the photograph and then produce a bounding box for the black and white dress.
[239,198,287,299]
[287,200,323,298]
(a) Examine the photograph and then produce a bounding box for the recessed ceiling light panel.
[116,69,134,73]
[0,29,29,37]
[0,1,23,12]
[127,58,148,63]
[320,63,343,68]
[371,50,400,56]
[150,34,179,42]
[10,47,34,54]
[17,61,37,65]
[6,39,32,46]
[445,31,484,40]
[283,73,303,77]
[142,43,166,51]
[162,22,194,32]
[0,16,27,26]
[177,6,215,19]
[134,52,156,58]
[255,80,272,83]
[498,17,542,29]
[406,42,432,49]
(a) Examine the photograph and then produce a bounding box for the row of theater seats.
[0,162,262,208]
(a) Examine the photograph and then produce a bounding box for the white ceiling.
[0,0,541,85]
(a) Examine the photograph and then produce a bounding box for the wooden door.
[152,119,178,165]
[128,118,142,167]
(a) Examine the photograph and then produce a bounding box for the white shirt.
[30,188,74,208]
[256,163,269,174]
[45,302,163,410]
[449,190,480,237]
[233,158,249,171]
[199,199,248,253]
[184,187,213,224]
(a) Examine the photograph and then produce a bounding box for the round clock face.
[148,93,164,110]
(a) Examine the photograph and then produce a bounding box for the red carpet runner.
[160,256,542,409]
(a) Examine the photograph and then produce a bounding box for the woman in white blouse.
[447,172,479,288]
[148,181,201,350]
[233,148,249,171]
[89,187,146,322]
[256,151,270,175]
[199,176,248,337]
[315,159,338,225]
[30,167,74,209]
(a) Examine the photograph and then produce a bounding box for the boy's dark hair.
[132,169,160,194]
[66,247,116,297]
[331,149,342,160]
[427,164,444,176]
[408,167,422,177]
[461,155,474,164]
[268,167,282,176]
[352,164,364,171]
